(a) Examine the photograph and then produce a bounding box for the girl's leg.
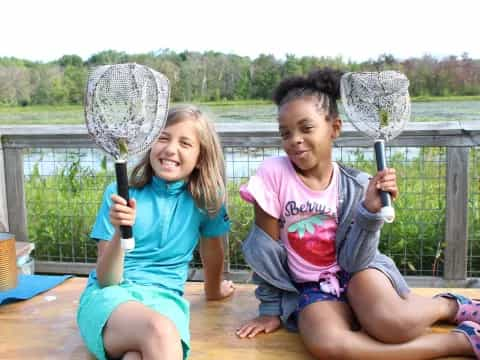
[103,301,183,360]
[347,269,458,343]
[123,352,142,360]
[298,300,473,360]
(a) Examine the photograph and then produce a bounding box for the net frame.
[84,63,170,250]
[340,71,410,141]
[340,70,411,223]
[85,63,170,160]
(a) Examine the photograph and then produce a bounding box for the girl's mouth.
[293,150,309,158]
[160,159,179,169]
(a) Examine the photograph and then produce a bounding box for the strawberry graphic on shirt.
[287,214,337,266]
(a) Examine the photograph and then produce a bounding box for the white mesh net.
[340,71,410,141]
[85,63,170,159]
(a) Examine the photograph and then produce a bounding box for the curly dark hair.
[273,67,344,120]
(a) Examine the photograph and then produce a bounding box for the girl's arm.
[96,195,136,287]
[95,231,124,287]
[254,203,280,240]
[200,235,234,300]
[338,168,399,273]
[237,202,282,339]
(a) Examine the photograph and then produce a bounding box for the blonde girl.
[77,105,234,360]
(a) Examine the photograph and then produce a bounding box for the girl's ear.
[331,117,342,139]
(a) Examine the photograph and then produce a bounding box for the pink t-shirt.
[240,156,341,285]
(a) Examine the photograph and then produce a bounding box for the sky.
[2,0,478,63]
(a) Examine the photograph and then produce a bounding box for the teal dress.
[77,176,230,359]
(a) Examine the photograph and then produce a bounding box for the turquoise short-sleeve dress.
[77,176,230,359]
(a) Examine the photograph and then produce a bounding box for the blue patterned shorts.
[296,270,351,312]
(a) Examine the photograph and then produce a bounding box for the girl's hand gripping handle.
[115,160,135,251]
[374,140,395,223]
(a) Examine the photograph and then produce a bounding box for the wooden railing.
[0,121,479,285]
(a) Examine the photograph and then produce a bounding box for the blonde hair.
[130,104,226,216]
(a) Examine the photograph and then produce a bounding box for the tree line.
[0,50,479,106]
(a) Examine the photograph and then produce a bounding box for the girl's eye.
[181,141,192,147]
[158,137,168,142]
[280,131,290,140]
[302,126,313,133]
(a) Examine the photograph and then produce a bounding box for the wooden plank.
[0,139,9,232]
[0,277,90,360]
[2,135,96,149]
[0,277,478,360]
[34,261,95,275]
[0,121,480,148]
[444,147,469,280]
[1,121,477,137]
[34,263,480,288]
[3,132,478,148]
[4,148,27,243]
[404,275,480,288]
[0,125,88,135]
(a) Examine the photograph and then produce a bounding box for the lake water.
[22,100,473,178]
[24,146,422,180]
[202,100,480,123]
[2,100,479,124]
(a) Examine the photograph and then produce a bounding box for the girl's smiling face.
[150,118,201,182]
[278,96,341,175]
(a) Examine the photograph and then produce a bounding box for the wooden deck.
[0,277,479,360]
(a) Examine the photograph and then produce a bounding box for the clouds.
[1,0,478,62]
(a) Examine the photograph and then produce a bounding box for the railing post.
[223,235,230,273]
[4,147,28,242]
[0,139,9,232]
[223,163,231,274]
[444,147,469,280]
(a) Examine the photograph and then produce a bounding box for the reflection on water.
[2,101,478,124]
[24,146,423,180]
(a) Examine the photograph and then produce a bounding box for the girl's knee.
[122,351,142,360]
[144,315,180,343]
[303,329,348,360]
[362,307,423,343]
[139,315,183,359]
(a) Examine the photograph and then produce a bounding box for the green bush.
[25,147,479,277]
[26,156,112,262]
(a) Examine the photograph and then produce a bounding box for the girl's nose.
[291,133,303,144]
[163,142,177,155]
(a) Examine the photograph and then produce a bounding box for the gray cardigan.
[242,164,409,331]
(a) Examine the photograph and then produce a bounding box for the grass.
[411,95,480,102]
[26,157,112,262]
[0,105,83,124]
[0,96,479,125]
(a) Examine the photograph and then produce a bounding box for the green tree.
[86,50,129,65]
[57,54,84,67]
[250,54,281,99]
[227,55,251,100]
[64,65,87,104]
[283,54,302,77]
[0,66,32,105]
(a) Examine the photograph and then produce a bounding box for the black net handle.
[115,161,134,246]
